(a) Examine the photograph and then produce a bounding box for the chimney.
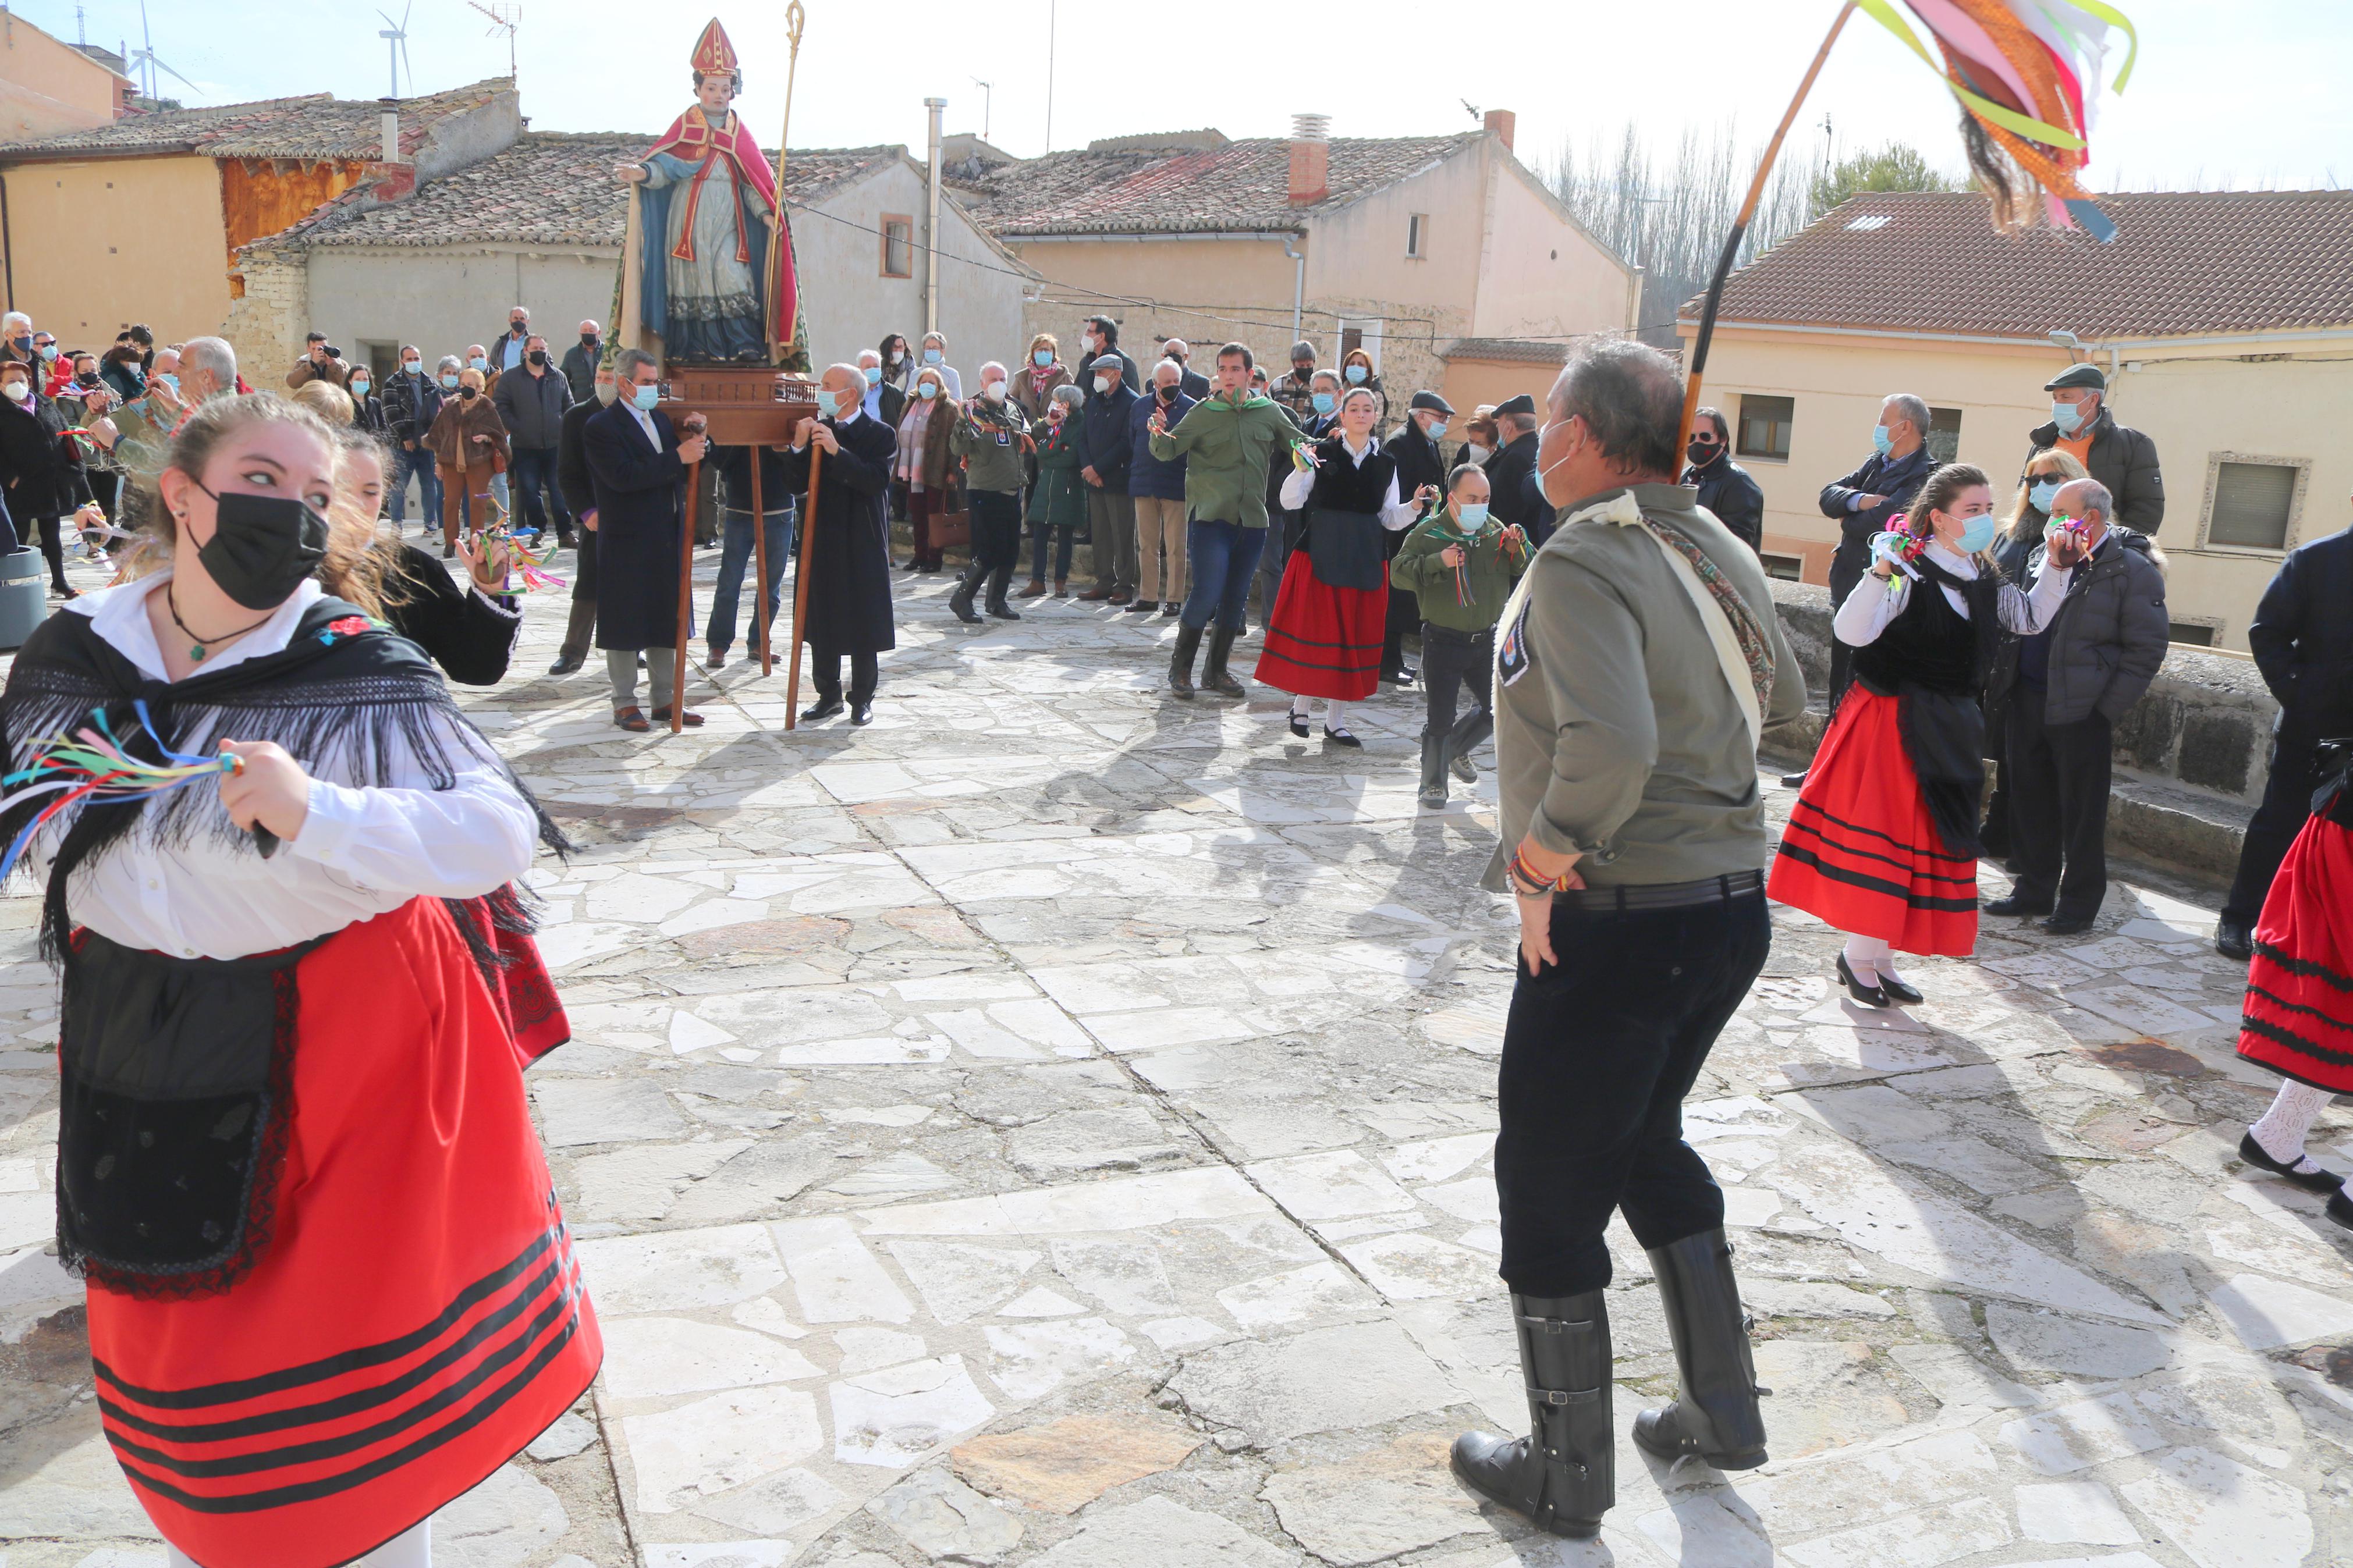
[1288,113,1330,206]
[1484,109,1516,152]
[367,96,416,202]
[379,98,400,163]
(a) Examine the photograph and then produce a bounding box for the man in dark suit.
[584,347,708,730]
[1680,406,1765,553]
[1484,393,1557,547]
[1159,338,1213,401]
[1380,390,1453,685]
[549,361,615,675]
[779,361,897,725]
[2219,501,2353,958]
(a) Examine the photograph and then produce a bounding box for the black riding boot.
[1451,1292,1613,1538]
[948,559,986,624]
[1169,622,1202,698]
[984,563,1021,620]
[1418,728,1448,806]
[1202,625,1246,696]
[1632,1229,1769,1470]
[1445,705,1493,783]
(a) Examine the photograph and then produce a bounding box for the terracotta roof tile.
[959,133,1478,236]
[0,78,510,161]
[272,136,897,251]
[1689,191,2353,340]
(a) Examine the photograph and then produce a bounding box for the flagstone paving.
[3,552,2351,1566]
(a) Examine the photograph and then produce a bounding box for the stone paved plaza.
[4,550,2353,1568]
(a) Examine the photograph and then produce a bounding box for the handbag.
[1305,508,1387,592]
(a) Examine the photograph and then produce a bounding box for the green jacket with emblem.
[1390,510,1531,634]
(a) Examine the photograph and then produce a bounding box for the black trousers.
[810,644,879,703]
[2224,731,2322,927]
[32,512,65,592]
[1496,889,1770,1296]
[969,488,1023,576]
[1826,557,1863,713]
[2005,682,2112,919]
[1421,623,1493,741]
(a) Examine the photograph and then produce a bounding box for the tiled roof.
[272,136,898,251]
[0,77,510,161]
[1688,190,2353,340]
[958,133,1479,236]
[1440,336,1568,365]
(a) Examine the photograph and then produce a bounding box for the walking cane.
[672,417,704,735]
[784,442,821,730]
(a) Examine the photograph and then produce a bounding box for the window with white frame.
[2204,455,2305,552]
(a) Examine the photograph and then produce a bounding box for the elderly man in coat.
[584,347,710,731]
[779,362,897,726]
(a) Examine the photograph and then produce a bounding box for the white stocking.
[2250,1078,2337,1174]
[1325,701,1350,733]
[1291,694,1311,717]
[1843,934,1893,985]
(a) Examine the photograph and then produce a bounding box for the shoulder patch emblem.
[1498,607,1531,687]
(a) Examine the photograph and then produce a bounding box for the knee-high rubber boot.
[1445,705,1494,783]
[1632,1230,1769,1470]
[1202,625,1247,696]
[985,561,1021,620]
[1451,1292,1613,1538]
[948,558,986,623]
[1169,622,1202,698]
[1418,727,1448,804]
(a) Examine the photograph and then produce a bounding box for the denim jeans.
[1180,518,1267,634]
[1496,889,1770,1295]
[707,507,792,654]
[509,446,571,536]
[391,444,440,527]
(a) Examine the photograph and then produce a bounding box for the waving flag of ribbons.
[0,702,244,881]
[1861,0,2138,239]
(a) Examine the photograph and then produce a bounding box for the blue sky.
[32,0,2353,191]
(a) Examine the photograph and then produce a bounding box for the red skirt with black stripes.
[84,897,601,1568]
[2240,812,2353,1091]
[1254,551,1386,701]
[1768,687,1981,955]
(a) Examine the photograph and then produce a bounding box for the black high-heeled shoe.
[1289,714,1309,738]
[1876,970,1924,1006]
[2238,1130,2347,1194]
[1835,951,1889,1009]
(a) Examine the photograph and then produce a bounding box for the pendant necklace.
[165,584,272,663]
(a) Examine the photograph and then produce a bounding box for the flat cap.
[1089,354,1127,375]
[1493,393,1536,418]
[1408,390,1454,416]
[2043,362,2106,392]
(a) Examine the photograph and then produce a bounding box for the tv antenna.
[125,0,198,102]
[971,77,992,141]
[1460,98,1481,122]
[377,2,413,98]
[466,0,519,79]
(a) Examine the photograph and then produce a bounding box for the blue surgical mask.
[1871,425,1893,457]
[1344,364,1367,384]
[439,372,459,390]
[1955,514,1997,554]
[1311,392,1336,415]
[155,372,180,394]
[2052,400,2085,435]
[863,364,882,385]
[916,381,938,400]
[2029,479,2059,513]
[631,383,661,411]
[1425,420,1448,442]
[38,344,56,362]
[470,355,488,371]
[1456,502,1489,528]
[923,347,943,365]
[823,387,854,418]
[349,378,370,394]
[1034,350,1053,368]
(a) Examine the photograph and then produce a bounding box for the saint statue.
[615,19,804,367]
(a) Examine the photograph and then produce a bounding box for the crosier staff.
[759,0,810,681]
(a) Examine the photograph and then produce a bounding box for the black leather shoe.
[1289,714,1309,738]
[1876,970,1925,1007]
[2238,1130,2346,1194]
[1778,770,1808,788]
[1324,726,1362,748]
[1835,951,1889,1009]
[546,653,584,676]
[1982,894,2053,918]
[2329,1189,2353,1232]
[850,700,874,726]
[1124,599,1159,614]
[2041,913,2096,936]
[801,698,846,722]
[2216,920,2255,962]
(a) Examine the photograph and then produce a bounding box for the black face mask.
[1158,385,1178,403]
[459,386,478,400]
[192,483,328,610]
[580,334,598,350]
[1687,438,1720,467]
[528,350,549,367]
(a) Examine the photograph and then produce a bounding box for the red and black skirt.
[1768,686,1981,955]
[1254,549,1386,701]
[72,896,601,1568]
[2240,810,2353,1091]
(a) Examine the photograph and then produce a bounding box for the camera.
[320,344,343,361]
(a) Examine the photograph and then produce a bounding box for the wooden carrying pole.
[783,443,821,729]
[1678,0,1857,453]
[761,0,806,693]
[751,452,772,675]
[672,453,700,734]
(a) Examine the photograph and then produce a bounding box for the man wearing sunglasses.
[1678,406,1763,554]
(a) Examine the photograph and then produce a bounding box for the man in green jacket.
[1390,464,1530,806]
[1147,342,1303,698]
[947,362,1032,623]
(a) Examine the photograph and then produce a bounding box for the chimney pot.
[1484,108,1516,152]
[1287,112,1330,207]
[379,99,401,165]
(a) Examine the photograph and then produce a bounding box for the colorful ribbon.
[0,701,240,881]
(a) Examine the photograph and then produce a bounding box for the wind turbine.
[378,3,414,98]
[125,0,198,102]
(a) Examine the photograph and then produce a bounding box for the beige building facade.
[0,15,130,142]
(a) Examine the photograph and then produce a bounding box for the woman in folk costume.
[615,19,800,365]
[2234,738,2353,1232]
[1768,463,2081,1007]
[2,394,596,1567]
[1255,386,1436,746]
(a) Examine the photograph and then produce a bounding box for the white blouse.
[28,573,538,961]
[1833,539,2074,649]
[1278,434,1425,529]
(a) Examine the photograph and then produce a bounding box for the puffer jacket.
[1989,530,2169,726]
[1025,418,1088,530]
[2024,405,2164,534]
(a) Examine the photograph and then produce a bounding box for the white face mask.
[594,381,618,406]
[1094,376,1114,394]
[1465,443,1490,464]
[982,381,1007,402]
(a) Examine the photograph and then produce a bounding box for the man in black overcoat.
[1484,393,1557,547]
[1380,389,1453,685]
[549,362,615,675]
[779,361,896,726]
[584,347,709,730]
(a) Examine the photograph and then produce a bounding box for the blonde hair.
[2003,447,2089,543]
[291,378,355,425]
[328,426,406,616]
